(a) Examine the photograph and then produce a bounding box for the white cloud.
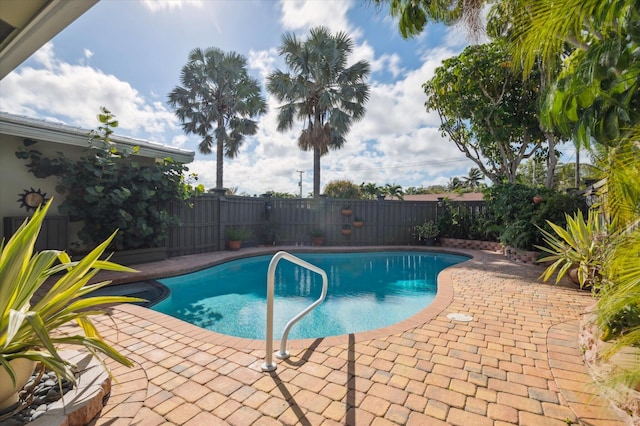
[0,43,178,143]
[248,48,278,80]
[279,0,355,34]
[139,0,204,12]
[83,48,94,59]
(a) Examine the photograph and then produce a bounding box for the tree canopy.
[423,41,546,185]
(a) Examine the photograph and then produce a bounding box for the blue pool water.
[153,251,467,339]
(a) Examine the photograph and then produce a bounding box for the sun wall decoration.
[17,188,49,211]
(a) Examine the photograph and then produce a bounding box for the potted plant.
[353,217,364,228]
[536,209,608,290]
[226,227,253,250]
[341,224,353,236]
[310,229,325,246]
[0,200,141,411]
[341,206,352,216]
[414,220,439,246]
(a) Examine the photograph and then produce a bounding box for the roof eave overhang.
[0,0,99,80]
[1,116,195,164]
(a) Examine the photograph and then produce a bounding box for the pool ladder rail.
[262,251,328,372]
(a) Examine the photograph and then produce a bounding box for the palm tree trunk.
[313,147,321,197]
[216,127,224,190]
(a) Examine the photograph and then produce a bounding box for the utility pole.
[297,171,304,198]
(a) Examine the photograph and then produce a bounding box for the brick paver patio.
[85,247,626,425]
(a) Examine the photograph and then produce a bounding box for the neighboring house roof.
[0,111,195,163]
[402,192,485,202]
[0,0,99,80]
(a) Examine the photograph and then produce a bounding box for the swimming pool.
[152,251,467,339]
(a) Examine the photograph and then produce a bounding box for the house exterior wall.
[1,133,163,243]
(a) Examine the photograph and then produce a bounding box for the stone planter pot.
[0,358,36,411]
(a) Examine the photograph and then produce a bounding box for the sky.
[0,0,568,196]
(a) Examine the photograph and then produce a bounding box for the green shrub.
[16,107,200,251]
[484,183,586,250]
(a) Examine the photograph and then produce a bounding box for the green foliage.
[323,180,363,199]
[267,26,371,197]
[423,41,547,185]
[359,182,382,199]
[414,220,439,239]
[483,183,585,250]
[168,47,267,190]
[0,200,141,386]
[537,210,609,290]
[16,107,196,251]
[226,226,253,241]
[437,201,498,241]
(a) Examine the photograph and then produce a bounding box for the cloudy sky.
[1,0,495,196]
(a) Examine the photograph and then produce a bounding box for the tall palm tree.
[168,47,267,190]
[267,27,371,197]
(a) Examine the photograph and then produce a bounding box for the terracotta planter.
[312,237,324,246]
[228,240,242,251]
[353,221,364,228]
[341,229,352,236]
[533,195,543,204]
[0,358,36,411]
[341,209,352,216]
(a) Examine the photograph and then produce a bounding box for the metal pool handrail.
[261,251,328,372]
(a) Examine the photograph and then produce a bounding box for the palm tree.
[267,27,371,197]
[360,182,381,199]
[383,183,404,200]
[462,167,483,190]
[168,47,267,190]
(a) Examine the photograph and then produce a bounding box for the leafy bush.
[16,107,200,251]
[437,202,499,241]
[323,180,363,199]
[483,183,586,250]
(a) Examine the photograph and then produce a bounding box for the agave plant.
[536,209,609,290]
[0,199,142,389]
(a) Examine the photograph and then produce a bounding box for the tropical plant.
[462,168,484,190]
[372,0,486,38]
[483,183,585,250]
[381,183,405,200]
[0,200,141,392]
[323,180,363,199]
[267,26,371,197]
[226,227,253,242]
[508,0,640,393]
[536,210,608,290]
[168,47,267,190]
[16,107,198,251]
[310,229,325,237]
[414,220,439,240]
[359,182,382,199]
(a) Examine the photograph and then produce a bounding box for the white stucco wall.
[1,134,63,226]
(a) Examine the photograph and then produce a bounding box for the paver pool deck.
[86,246,628,425]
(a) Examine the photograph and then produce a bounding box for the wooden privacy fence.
[166,194,487,257]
